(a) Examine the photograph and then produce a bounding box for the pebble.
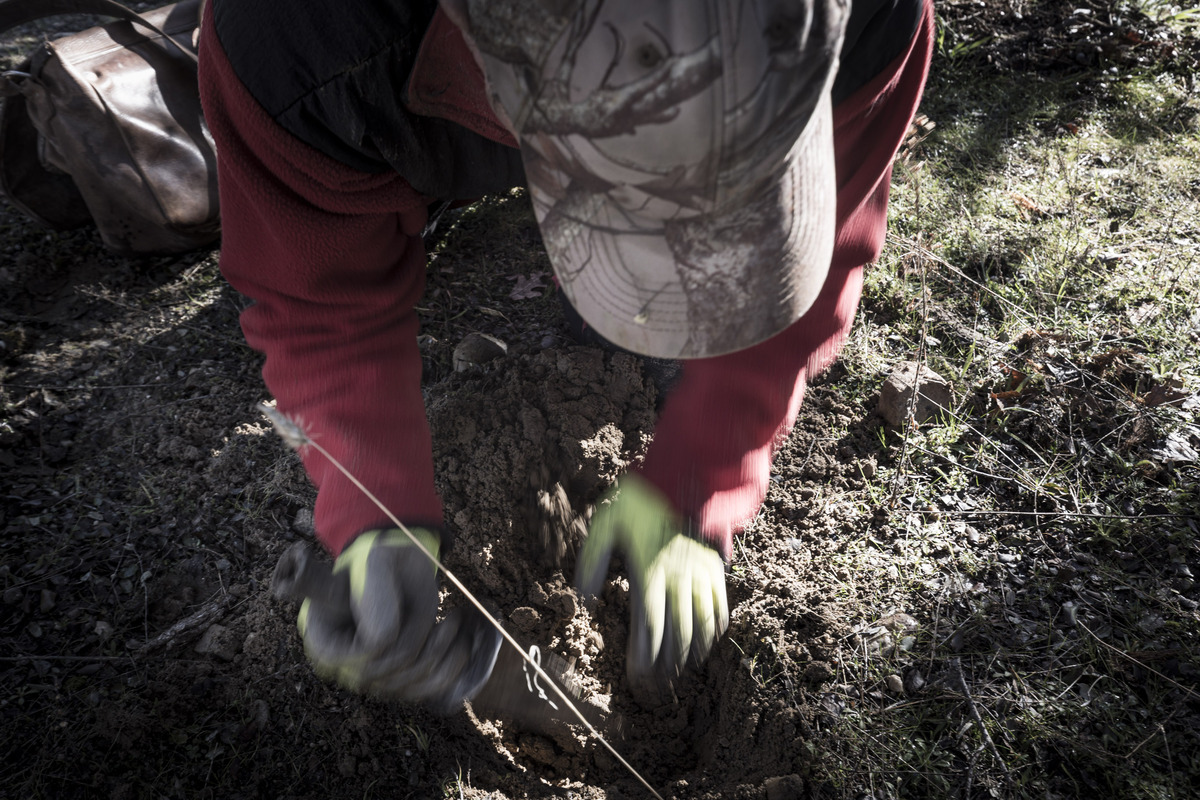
[884,674,905,694]
[764,774,804,800]
[453,333,507,372]
[877,361,953,427]
[194,624,240,661]
[508,606,541,632]
[292,508,315,536]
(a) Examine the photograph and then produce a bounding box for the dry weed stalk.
[257,402,663,800]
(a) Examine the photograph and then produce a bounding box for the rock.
[518,733,558,766]
[904,668,926,694]
[877,361,952,426]
[555,591,577,618]
[453,333,508,372]
[194,624,240,661]
[885,674,905,694]
[764,774,805,800]
[509,606,541,632]
[292,508,315,536]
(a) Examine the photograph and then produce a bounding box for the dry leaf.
[509,272,549,300]
[1143,379,1189,408]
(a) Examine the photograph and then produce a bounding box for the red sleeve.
[199,6,441,555]
[637,3,935,560]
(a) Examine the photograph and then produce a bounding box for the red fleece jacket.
[199,4,933,558]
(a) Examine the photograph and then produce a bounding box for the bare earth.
[4,2,1199,799]
[0,195,864,797]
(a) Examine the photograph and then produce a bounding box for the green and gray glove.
[294,528,498,712]
[577,475,729,687]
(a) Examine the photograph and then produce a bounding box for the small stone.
[453,333,508,372]
[39,589,56,613]
[194,624,239,661]
[292,508,315,536]
[877,361,953,427]
[764,773,805,800]
[884,674,905,694]
[94,620,114,639]
[3,587,22,605]
[508,606,541,633]
[556,592,578,618]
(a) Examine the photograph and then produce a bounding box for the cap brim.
[528,89,836,360]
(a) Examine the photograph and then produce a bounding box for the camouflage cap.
[457,0,850,358]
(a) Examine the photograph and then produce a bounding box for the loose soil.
[3,2,1197,799]
[0,198,861,798]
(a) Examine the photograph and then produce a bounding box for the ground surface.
[3,2,1199,799]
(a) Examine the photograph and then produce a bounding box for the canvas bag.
[0,0,218,254]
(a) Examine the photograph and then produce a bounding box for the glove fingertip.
[575,546,614,598]
[297,598,311,636]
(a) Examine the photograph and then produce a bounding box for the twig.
[898,508,1191,520]
[1078,622,1200,705]
[1160,724,1178,800]
[889,236,932,507]
[130,592,233,654]
[947,657,1011,778]
[906,442,1017,483]
[1126,706,1183,759]
[886,232,1035,325]
[258,402,664,800]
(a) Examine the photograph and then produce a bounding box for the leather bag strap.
[0,0,196,62]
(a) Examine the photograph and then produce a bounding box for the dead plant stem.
[889,235,931,507]
[1078,622,1200,705]
[948,657,1011,778]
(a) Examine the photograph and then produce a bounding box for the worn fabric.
[212,0,524,198]
[199,0,931,555]
[209,0,919,186]
[639,0,935,558]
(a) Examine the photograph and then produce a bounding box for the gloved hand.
[577,475,729,687]
[295,528,499,713]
